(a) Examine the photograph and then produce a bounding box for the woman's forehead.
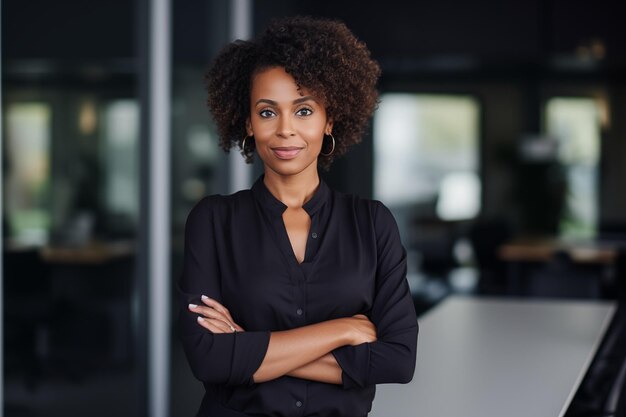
[250,67,316,104]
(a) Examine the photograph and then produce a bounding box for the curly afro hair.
[205,16,381,170]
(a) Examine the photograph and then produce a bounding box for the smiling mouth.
[272,147,304,159]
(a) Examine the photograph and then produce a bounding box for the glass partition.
[2,1,143,415]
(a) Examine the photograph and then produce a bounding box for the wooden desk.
[38,241,136,364]
[499,238,618,264]
[497,238,620,297]
[40,240,135,264]
[370,296,616,417]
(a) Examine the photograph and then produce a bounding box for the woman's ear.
[246,118,253,137]
[325,118,334,135]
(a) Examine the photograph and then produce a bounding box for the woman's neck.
[263,168,320,209]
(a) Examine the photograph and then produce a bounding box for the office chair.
[467,218,511,295]
[3,248,52,389]
[528,250,604,298]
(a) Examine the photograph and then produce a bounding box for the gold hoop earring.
[241,135,251,151]
[321,133,335,156]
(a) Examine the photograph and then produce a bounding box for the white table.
[370,296,617,417]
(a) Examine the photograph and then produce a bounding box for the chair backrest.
[3,248,51,295]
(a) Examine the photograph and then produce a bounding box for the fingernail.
[188,303,197,309]
[197,316,204,322]
[201,295,209,300]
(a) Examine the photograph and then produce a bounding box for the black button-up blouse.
[178,176,418,417]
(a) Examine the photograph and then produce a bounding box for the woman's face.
[247,66,332,178]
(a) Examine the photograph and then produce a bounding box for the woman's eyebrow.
[293,96,316,104]
[255,96,317,106]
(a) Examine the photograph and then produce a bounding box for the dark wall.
[3,0,134,60]
[253,0,626,71]
[252,0,626,229]
[4,0,625,228]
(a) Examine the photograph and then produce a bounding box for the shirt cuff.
[227,330,271,386]
[332,343,371,389]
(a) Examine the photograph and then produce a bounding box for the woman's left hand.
[189,295,245,334]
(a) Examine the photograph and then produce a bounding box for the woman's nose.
[277,116,296,138]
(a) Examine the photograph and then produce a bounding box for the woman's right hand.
[346,314,377,345]
[189,295,245,334]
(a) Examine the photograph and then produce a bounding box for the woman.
[179,16,418,417]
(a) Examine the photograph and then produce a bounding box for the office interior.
[2,0,626,416]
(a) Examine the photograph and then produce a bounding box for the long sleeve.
[177,197,270,386]
[332,201,418,389]
[179,179,416,415]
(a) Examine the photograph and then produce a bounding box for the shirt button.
[296,401,303,408]
[296,308,303,316]
[311,232,318,239]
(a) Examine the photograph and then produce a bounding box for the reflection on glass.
[373,93,480,219]
[545,97,601,239]
[3,93,141,417]
[3,1,144,415]
[101,99,140,230]
[5,103,52,246]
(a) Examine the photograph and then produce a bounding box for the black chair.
[468,218,512,295]
[3,248,52,389]
[527,250,604,299]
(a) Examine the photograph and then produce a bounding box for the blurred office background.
[2,0,626,416]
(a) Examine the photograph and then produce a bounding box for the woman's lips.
[272,147,303,159]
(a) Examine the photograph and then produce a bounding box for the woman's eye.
[296,108,313,117]
[259,109,275,118]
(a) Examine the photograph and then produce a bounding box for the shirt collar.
[251,175,330,217]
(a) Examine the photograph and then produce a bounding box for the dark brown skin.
[205,16,381,170]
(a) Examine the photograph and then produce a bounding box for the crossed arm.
[189,295,377,384]
[181,199,417,388]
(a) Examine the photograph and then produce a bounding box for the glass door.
[2,1,143,415]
